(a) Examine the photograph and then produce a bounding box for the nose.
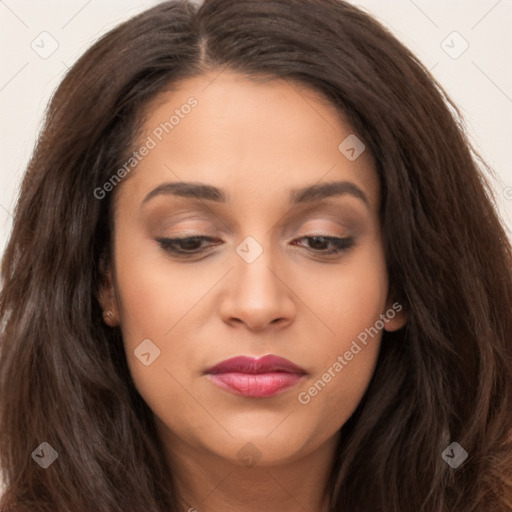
[218,241,297,332]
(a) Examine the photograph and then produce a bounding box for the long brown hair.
[1,1,511,510]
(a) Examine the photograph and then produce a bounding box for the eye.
[156,236,221,256]
[156,234,355,258]
[292,235,355,255]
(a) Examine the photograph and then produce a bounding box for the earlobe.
[383,299,407,332]
[97,266,120,327]
[102,309,117,327]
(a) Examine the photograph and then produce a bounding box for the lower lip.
[207,372,304,398]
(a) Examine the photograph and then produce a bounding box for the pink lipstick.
[204,355,307,398]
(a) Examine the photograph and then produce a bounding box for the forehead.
[115,70,380,213]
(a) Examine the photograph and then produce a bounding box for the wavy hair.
[1,0,511,510]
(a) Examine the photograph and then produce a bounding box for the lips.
[204,355,307,375]
[204,355,307,398]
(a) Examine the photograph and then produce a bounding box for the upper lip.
[204,355,307,375]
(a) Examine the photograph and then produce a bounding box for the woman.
[1,0,511,510]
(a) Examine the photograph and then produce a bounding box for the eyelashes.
[156,235,355,258]
[157,236,222,255]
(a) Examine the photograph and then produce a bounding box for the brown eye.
[157,236,223,256]
[292,235,355,255]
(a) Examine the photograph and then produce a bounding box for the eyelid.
[145,205,225,232]
[148,204,364,237]
[281,207,364,234]
[294,219,353,237]
[155,218,219,236]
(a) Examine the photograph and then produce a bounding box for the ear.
[383,297,407,332]
[97,259,120,328]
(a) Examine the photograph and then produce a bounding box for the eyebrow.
[142,180,370,209]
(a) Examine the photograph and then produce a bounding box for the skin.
[99,70,407,512]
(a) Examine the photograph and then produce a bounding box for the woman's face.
[101,70,406,468]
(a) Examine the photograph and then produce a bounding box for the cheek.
[113,235,216,341]
[293,245,388,419]
[113,253,203,428]
[111,239,229,413]
[296,343,380,438]
[300,241,388,357]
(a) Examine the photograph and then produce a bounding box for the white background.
[0,0,511,495]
